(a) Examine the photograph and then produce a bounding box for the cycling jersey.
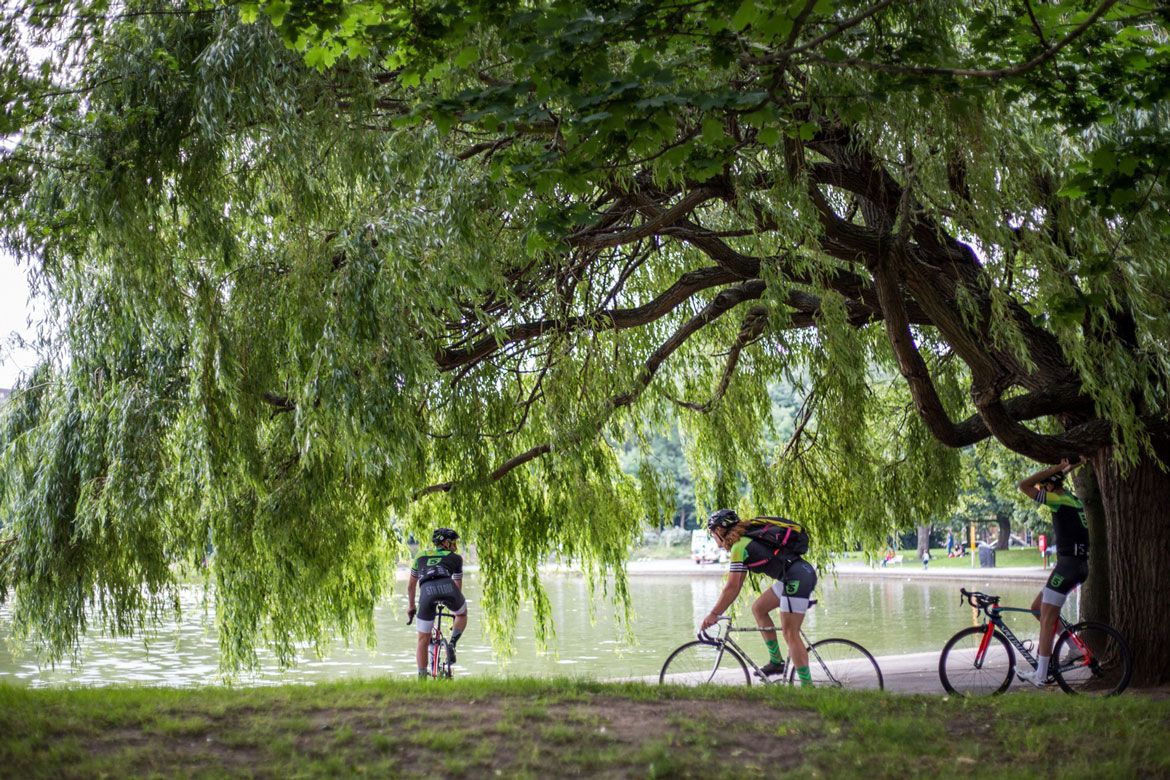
[411,548,464,584]
[1034,490,1089,558]
[728,536,793,580]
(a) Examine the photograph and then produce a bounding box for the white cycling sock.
[1035,655,1050,679]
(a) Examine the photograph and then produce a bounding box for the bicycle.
[939,588,1132,697]
[408,604,456,679]
[659,601,884,689]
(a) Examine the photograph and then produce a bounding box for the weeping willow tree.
[1,1,1168,683]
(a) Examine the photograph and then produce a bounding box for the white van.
[691,530,727,564]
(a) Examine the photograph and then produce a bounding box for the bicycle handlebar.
[959,588,1000,610]
[697,616,731,643]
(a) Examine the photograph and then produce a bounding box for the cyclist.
[406,528,468,678]
[1017,457,1087,687]
[700,508,818,686]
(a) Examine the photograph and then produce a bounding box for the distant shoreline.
[395,558,1049,583]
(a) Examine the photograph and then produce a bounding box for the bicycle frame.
[699,618,811,684]
[968,597,1093,676]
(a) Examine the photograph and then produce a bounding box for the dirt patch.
[275,694,818,778]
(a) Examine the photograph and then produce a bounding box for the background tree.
[1,1,1168,683]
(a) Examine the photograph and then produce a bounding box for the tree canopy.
[1,0,1168,679]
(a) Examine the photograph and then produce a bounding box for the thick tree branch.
[434,265,739,371]
[418,280,767,496]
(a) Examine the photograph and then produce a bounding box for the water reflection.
[0,573,1069,687]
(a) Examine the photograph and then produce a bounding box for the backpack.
[744,516,809,557]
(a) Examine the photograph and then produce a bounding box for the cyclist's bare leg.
[1028,591,1061,658]
[452,612,468,634]
[780,611,808,669]
[416,631,430,672]
[751,588,780,644]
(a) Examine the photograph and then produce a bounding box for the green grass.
[838,547,1046,569]
[0,677,1166,779]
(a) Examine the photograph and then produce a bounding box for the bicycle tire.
[1052,621,1131,697]
[939,625,1015,696]
[659,640,751,686]
[787,638,884,690]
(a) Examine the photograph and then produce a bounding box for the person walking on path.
[1016,458,1088,687]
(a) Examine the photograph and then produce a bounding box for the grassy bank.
[3,678,1167,779]
[837,548,1044,569]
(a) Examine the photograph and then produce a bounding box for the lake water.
[0,571,1070,687]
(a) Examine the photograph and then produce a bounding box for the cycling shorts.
[1041,555,1089,607]
[771,558,817,614]
[416,578,467,634]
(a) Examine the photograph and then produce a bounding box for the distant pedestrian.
[945,531,955,558]
[922,550,930,569]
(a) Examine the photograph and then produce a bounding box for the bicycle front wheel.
[787,638,884,690]
[1052,621,1131,696]
[939,626,1015,695]
[659,640,751,686]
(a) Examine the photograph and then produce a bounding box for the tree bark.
[1092,441,1170,687]
[1073,463,1110,625]
[916,525,930,560]
[995,512,1011,550]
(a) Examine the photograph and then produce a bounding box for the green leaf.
[454,46,477,69]
[731,1,758,31]
[701,117,725,144]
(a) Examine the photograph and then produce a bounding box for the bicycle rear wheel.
[659,640,751,686]
[429,639,441,679]
[787,638,884,690]
[1052,621,1131,696]
[939,626,1015,695]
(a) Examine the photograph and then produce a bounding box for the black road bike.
[939,588,1132,696]
[408,604,456,679]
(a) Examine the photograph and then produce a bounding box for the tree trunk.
[995,512,1011,550]
[1073,463,1110,625]
[916,525,930,560]
[1093,441,1170,687]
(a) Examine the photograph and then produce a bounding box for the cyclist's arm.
[407,573,418,613]
[702,572,745,627]
[1018,462,1067,500]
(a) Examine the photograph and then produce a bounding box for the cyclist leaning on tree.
[407,528,468,679]
[701,509,818,686]
[1017,458,1088,687]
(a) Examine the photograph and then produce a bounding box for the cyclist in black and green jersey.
[407,528,467,678]
[700,509,818,686]
[1017,458,1088,687]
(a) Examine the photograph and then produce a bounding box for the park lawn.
[836,548,1045,569]
[1,678,1166,779]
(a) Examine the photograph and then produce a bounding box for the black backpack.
[744,516,809,556]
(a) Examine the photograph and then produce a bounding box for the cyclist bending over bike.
[1017,458,1088,687]
[407,528,467,679]
[700,509,817,686]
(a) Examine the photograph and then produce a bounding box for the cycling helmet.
[706,509,740,533]
[1042,471,1066,488]
[432,528,459,545]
